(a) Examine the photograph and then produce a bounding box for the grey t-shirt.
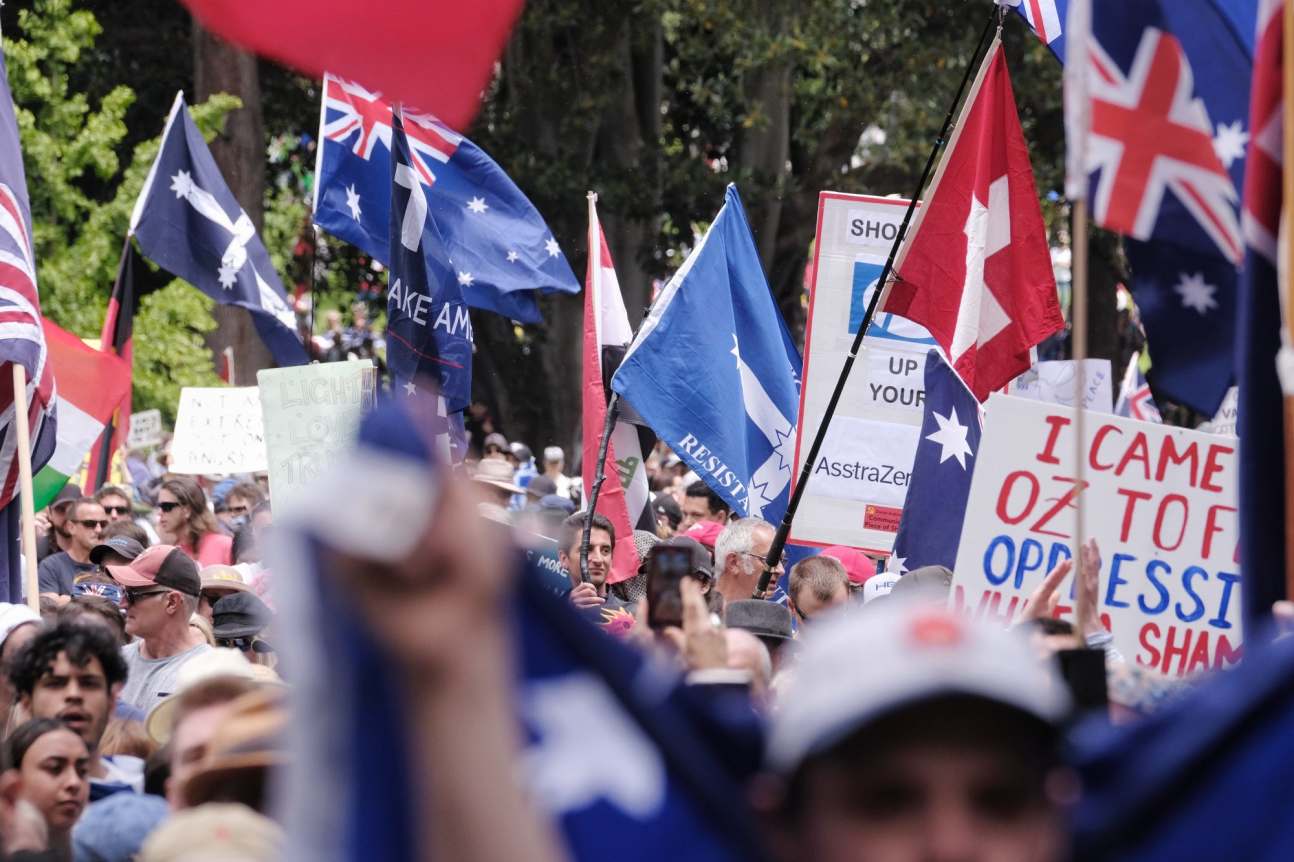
[37,552,95,595]
[119,641,212,713]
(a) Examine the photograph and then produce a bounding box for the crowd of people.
[0,418,1244,862]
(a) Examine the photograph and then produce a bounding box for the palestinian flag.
[33,321,131,509]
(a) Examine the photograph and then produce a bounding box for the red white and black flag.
[583,195,654,584]
[883,36,1063,401]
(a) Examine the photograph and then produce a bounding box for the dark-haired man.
[556,512,622,615]
[680,480,731,532]
[38,497,107,598]
[9,621,141,800]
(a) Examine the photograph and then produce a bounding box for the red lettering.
[1115,432,1152,480]
[1201,442,1233,492]
[1116,488,1153,542]
[1187,630,1213,674]
[996,471,1040,525]
[1138,622,1162,671]
[1156,436,1199,485]
[1028,476,1088,538]
[1202,504,1236,559]
[1088,424,1121,471]
[1037,414,1071,465]
[1151,494,1190,552]
[1214,634,1243,668]
[1161,625,1192,676]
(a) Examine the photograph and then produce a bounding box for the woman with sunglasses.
[155,478,232,567]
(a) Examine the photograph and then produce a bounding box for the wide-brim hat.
[181,687,289,807]
[471,458,523,494]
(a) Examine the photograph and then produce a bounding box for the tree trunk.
[192,22,272,386]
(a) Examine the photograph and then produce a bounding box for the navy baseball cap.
[89,535,146,566]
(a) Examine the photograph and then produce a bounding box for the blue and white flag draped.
[130,92,306,367]
[611,184,802,526]
[313,74,580,324]
[274,392,765,862]
[889,350,983,574]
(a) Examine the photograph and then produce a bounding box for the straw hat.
[472,458,523,494]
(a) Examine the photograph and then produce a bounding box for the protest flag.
[1113,348,1162,423]
[33,321,130,509]
[85,241,138,489]
[0,46,57,601]
[884,36,1063,401]
[1237,0,1288,629]
[889,350,983,574]
[130,92,307,369]
[583,194,653,584]
[275,392,765,862]
[1063,0,1252,415]
[611,184,802,526]
[179,0,521,133]
[385,109,474,415]
[315,74,580,324]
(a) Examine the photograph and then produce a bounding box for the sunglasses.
[216,636,273,654]
[157,502,182,513]
[76,519,108,530]
[102,505,130,516]
[123,587,169,605]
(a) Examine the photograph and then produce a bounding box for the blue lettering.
[1014,539,1045,591]
[1210,571,1241,629]
[1138,559,1171,616]
[984,535,1014,586]
[1104,552,1135,609]
[1176,566,1208,623]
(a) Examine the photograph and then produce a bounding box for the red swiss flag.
[884,38,1063,401]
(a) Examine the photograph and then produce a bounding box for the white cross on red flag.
[883,37,1063,401]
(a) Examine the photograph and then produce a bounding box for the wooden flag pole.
[12,364,39,611]
[1071,197,1089,572]
[1281,0,1294,602]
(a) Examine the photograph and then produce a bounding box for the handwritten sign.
[952,395,1241,677]
[257,361,376,515]
[1198,386,1238,437]
[169,388,267,475]
[127,409,163,450]
[1008,359,1113,413]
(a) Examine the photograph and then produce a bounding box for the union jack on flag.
[1013,0,1067,58]
[1114,350,1162,423]
[1064,0,1254,416]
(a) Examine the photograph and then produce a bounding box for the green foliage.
[3,0,241,413]
[131,280,222,423]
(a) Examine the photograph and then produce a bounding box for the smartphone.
[646,545,694,629]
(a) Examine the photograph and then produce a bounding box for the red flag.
[583,195,643,585]
[178,0,523,131]
[885,38,1062,400]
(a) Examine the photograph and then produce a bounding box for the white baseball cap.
[768,599,1070,773]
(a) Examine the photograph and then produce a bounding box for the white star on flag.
[170,170,194,199]
[457,271,474,286]
[506,250,519,263]
[925,407,973,469]
[403,380,416,396]
[1212,120,1249,170]
[345,184,362,221]
[545,236,560,258]
[466,196,488,214]
[1174,271,1218,315]
[217,265,238,290]
[522,672,665,818]
[886,554,908,574]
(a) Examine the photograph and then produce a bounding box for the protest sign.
[952,395,1241,676]
[126,409,163,450]
[1008,359,1113,413]
[1198,387,1238,437]
[793,192,931,550]
[169,387,267,475]
[257,360,377,515]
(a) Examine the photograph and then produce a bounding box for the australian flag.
[314,74,579,325]
[1014,2,1256,63]
[1063,1,1255,415]
[611,185,802,526]
[130,92,306,367]
[386,111,474,415]
[274,392,764,862]
[890,351,982,574]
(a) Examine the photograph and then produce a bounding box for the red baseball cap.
[107,544,202,597]
[684,520,723,550]
[819,545,876,587]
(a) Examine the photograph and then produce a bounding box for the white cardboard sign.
[792,193,936,551]
[257,361,377,515]
[951,395,1242,677]
[169,387,267,475]
[127,409,163,450]
[1007,359,1113,413]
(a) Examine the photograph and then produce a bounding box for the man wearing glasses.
[713,518,784,611]
[106,545,212,712]
[37,496,108,598]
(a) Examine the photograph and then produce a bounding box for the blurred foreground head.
[763,599,1073,862]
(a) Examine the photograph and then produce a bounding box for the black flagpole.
[92,234,136,490]
[755,5,1002,598]
[581,391,621,585]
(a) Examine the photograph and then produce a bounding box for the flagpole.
[581,392,621,585]
[1071,196,1089,574]
[92,233,135,490]
[1281,0,1294,601]
[12,365,38,611]
[754,5,1001,598]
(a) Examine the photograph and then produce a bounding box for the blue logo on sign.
[849,261,938,344]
